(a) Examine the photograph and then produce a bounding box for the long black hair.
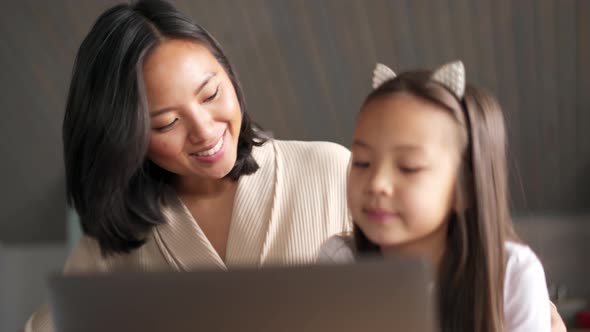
[63,0,266,256]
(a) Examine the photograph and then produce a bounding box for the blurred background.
[1,0,589,330]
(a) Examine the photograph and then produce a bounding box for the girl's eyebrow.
[352,139,371,150]
[352,139,424,153]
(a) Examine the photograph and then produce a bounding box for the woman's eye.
[154,118,178,132]
[203,86,220,103]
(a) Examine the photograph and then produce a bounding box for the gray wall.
[1,1,589,244]
[1,244,67,331]
[0,1,119,243]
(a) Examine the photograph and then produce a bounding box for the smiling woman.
[60,0,268,257]
[144,40,243,185]
[25,1,352,331]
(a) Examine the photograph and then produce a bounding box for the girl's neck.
[380,222,449,273]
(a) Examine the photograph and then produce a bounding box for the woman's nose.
[186,105,215,144]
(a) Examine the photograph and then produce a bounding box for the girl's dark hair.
[354,70,519,332]
[63,0,266,256]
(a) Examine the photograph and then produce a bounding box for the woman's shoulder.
[317,234,356,264]
[63,235,106,273]
[63,234,163,274]
[272,139,350,163]
[270,140,350,180]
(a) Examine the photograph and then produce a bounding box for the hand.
[551,301,567,332]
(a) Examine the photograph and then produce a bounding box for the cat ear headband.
[372,60,466,99]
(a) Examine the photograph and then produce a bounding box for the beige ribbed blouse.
[26,139,352,332]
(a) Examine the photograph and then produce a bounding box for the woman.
[26,1,350,331]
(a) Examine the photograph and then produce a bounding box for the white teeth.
[195,136,223,156]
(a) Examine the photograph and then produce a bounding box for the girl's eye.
[352,161,370,169]
[399,166,423,174]
[203,86,220,103]
[154,118,178,132]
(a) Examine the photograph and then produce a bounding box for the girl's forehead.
[355,94,462,151]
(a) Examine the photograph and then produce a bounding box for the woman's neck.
[175,175,237,199]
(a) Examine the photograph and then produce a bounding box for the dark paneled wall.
[1,0,588,242]
[190,0,590,212]
[0,1,121,243]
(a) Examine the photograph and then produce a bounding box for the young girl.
[318,61,551,332]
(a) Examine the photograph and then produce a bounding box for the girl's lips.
[363,208,399,223]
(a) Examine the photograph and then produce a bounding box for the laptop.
[48,258,437,332]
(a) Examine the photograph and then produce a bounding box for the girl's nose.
[367,165,394,197]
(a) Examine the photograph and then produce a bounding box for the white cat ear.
[372,63,396,89]
[431,61,466,98]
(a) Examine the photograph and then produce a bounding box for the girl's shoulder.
[504,241,547,287]
[504,241,543,272]
[503,242,551,331]
[503,240,548,294]
[317,234,356,264]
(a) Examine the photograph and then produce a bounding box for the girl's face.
[143,39,242,183]
[348,93,463,255]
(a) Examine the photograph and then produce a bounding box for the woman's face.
[143,39,242,182]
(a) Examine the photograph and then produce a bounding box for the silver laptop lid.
[48,258,437,332]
